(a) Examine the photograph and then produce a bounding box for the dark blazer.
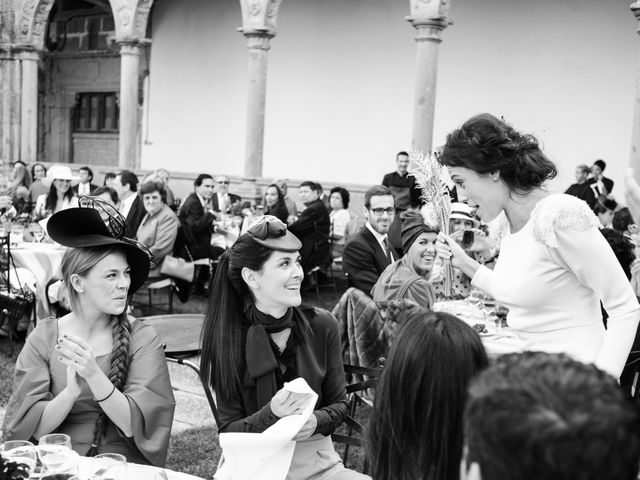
[289,198,331,274]
[342,227,392,295]
[178,193,216,259]
[124,195,145,239]
[211,193,242,214]
[72,183,98,195]
[587,177,614,196]
[565,182,596,209]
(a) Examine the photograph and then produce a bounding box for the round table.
[77,456,204,480]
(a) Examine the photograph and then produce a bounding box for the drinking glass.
[38,434,72,473]
[91,453,127,480]
[10,223,24,246]
[465,289,484,320]
[0,440,37,475]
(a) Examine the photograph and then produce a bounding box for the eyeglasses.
[370,207,395,216]
[218,181,230,185]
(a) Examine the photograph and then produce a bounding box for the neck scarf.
[245,304,296,408]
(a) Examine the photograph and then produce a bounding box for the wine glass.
[0,440,37,475]
[91,453,127,480]
[465,289,484,320]
[38,434,72,473]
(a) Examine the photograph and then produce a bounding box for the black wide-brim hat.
[47,208,150,294]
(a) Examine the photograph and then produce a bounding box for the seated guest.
[73,166,98,196]
[136,182,179,277]
[612,206,638,241]
[565,164,596,208]
[594,198,618,228]
[329,186,351,259]
[114,170,145,238]
[13,186,31,215]
[289,181,331,279]
[2,207,175,466]
[9,161,31,195]
[371,210,437,308]
[274,179,299,223]
[367,305,489,480]
[92,186,119,209]
[212,175,241,214]
[588,158,615,197]
[34,165,79,220]
[179,174,219,293]
[343,185,396,295]
[263,183,289,223]
[103,172,116,188]
[29,163,48,205]
[462,352,640,480]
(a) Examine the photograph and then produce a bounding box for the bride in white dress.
[435,113,639,378]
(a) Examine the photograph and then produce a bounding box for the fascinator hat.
[245,215,302,252]
[46,198,151,293]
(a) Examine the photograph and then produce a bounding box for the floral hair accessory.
[246,215,302,252]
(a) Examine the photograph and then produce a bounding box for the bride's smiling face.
[448,167,508,222]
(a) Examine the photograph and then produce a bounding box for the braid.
[88,311,132,455]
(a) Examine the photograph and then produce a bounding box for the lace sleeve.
[531,194,600,248]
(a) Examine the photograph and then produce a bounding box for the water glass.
[38,434,73,473]
[29,222,45,243]
[91,453,127,479]
[0,440,37,475]
[10,223,24,246]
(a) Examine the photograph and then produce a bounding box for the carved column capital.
[632,2,640,33]
[116,39,146,56]
[406,16,452,42]
[239,0,282,32]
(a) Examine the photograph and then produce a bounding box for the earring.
[493,176,499,182]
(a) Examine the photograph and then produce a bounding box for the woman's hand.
[56,335,102,382]
[293,413,318,441]
[435,232,472,270]
[63,365,82,399]
[270,388,313,418]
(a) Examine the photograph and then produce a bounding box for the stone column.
[241,30,274,180]
[407,0,452,154]
[117,41,142,169]
[630,2,640,183]
[0,45,21,167]
[19,48,40,163]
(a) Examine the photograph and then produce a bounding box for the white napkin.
[214,377,318,480]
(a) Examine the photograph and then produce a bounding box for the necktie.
[382,237,394,263]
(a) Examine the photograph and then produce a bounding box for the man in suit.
[289,181,331,281]
[342,185,396,295]
[178,174,220,294]
[565,164,596,208]
[588,159,614,198]
[211,175,241,214]
[114,170,145,238]
[73,166,98,196]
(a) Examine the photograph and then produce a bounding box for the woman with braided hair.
[435,113,640,379]
[2,207,175,466]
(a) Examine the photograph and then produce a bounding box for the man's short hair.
[194,173,213,187]
[465,352,640,480]
[577,164,591,175]
[364,185,393,208]
[118,170,139,192]
[79,166,93,180]
[299,180,319,192]
[593,159,607,171]
[396,151,409,159]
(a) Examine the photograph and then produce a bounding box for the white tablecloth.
[77,457,205,480]
[433,299,524,356]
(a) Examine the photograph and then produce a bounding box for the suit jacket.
[565,182,596,209]
[178,193,216,259]
[125,195,146,239]
[72,183,98,195]
[289,198,331,273]
[342,227,392,295]
[587,176,614,196]
[211,192,241,214]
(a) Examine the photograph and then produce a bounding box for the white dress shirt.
[365,222,394,262]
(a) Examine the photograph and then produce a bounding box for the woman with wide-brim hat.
[2,205,176,466]
[33,164,79,220]
[201,215,369,479]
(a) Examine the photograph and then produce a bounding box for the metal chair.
[138,314,220,425]
[131,276,175,315]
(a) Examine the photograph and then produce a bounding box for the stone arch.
[109,0,154,41]
[17,0,56,49]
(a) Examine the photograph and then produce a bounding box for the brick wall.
[72,133,119,166]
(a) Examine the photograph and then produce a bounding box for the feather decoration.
[409,150,454,296]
